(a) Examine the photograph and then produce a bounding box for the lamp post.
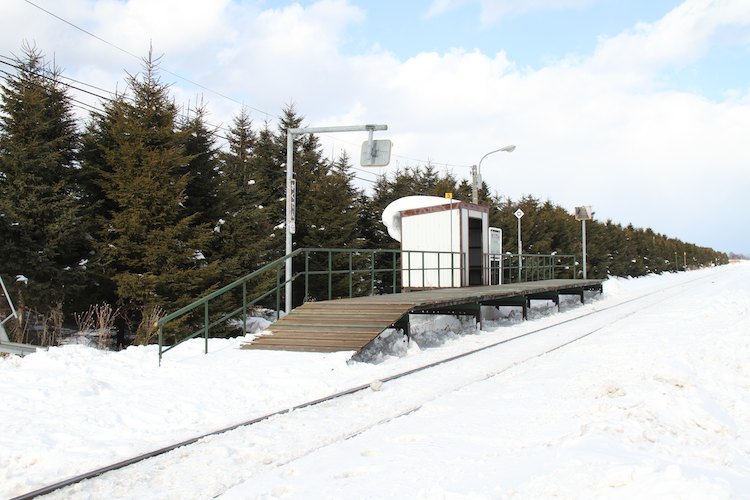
[471,144,516,204]
[574,206,593,279]
[285,124,387,313]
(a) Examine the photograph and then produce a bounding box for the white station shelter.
[382,196,503,290]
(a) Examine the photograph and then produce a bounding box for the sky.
[1,0,749,254]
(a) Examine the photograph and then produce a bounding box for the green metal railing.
[157,248,578,363]
[157,249,302,364]
[492,253,577,284]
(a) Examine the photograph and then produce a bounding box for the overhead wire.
[0,66,104,116]
[22,0,272,120]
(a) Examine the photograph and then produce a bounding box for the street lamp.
[472,144,516,204]
[285,124,388,313]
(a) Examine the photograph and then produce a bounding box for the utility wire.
[0,56,238,139]
[0,54,117,97]
[0,67,104,115]
[0,59,111,103]
[22,0,272,119]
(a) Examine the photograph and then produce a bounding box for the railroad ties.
[242,279,604,353]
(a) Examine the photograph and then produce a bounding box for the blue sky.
[343,1,680,61]
[2,0,750,254]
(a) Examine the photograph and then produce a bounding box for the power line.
[21,0,273,119]
[0,59,111,103]
[0,54,116,98]
[0,67,104,116]
[0,55,239,138]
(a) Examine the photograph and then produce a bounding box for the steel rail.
[11,269,727,500]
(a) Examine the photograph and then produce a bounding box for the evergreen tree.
[297,151,361,250]
[0,44,90,332]
[217,108,272,276]
[248,112,290,262]
[297,151,366,299]
[179,103,222,229]
[81,51,222,342]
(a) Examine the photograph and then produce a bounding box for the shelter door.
[468,217,483,285]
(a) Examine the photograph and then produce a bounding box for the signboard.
[444,192,453,199]
[489,227,502,255]
[574,206,592,221]
[514,208,524,219]
[360,139,392,167]
[289,179,296,234]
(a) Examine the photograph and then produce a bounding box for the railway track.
[13,270,726,499]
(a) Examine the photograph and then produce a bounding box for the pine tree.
[81,51,222,342]
[297,151,366,299]
[217,108,272,276]
[179,103,222,228]
[0,44,90,332]
[298,151,361,249]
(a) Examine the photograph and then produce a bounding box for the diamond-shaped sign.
[574,206,592,221]
[514,209,524,219]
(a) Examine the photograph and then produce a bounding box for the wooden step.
[242,299,412,353]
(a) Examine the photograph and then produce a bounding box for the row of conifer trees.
[0,45,728,345]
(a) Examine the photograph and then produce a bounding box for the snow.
[2,262,750,498]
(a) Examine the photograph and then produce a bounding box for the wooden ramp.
[242,279,603,353]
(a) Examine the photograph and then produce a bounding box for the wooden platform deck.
[241,279,604,353]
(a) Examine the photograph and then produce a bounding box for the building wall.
[400,202,489,289]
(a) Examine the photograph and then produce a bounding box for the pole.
[582,219,587,279]
[285,124,387,313]
[517,217,522,281]
[471,165,478,204]
[472,145,515,205]
[449,197,454,285]
[285,131,294,314]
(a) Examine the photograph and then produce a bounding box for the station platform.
[242,279,604,353]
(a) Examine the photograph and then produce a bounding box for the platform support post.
[395,315,410,345]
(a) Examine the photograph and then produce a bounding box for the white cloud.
[590,0,750,79]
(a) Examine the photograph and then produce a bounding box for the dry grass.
[135,305,164,346]
[74,303,120,349]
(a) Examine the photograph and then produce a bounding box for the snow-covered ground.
[2,262,749,499]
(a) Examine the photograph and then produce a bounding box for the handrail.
[157,249,305,364]
[158,249,304,326]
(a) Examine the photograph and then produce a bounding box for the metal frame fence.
[156,248,577,363]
